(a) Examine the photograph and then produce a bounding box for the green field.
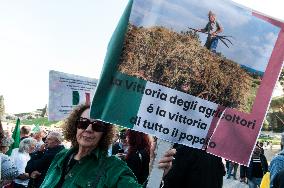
[8,117,57,127]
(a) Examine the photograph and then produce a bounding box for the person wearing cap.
[198,10,223,53]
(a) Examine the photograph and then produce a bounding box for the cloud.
[173,0,252,27]
[131,0,252,31]
[130,0,280,72]
[131,0,206,30]
[265,32,278,42]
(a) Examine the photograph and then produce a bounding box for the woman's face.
[76,109,104,149]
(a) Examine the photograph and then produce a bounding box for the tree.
[279,68,284,88]
[41,104,47,117]
[266,96,284,132]
[0,95,5,119]
[262,119,270,131]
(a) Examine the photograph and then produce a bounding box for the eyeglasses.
[76,117,107,132]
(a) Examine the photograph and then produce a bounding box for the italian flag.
[90,0,217,149]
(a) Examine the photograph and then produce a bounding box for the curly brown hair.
[62,104,115,152]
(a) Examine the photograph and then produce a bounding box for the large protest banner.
[49,70,98,121]
[90,0,284,165]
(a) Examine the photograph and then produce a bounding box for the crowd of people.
[225,141,284,188]
[0,105,175,188]
[0,105,283,188]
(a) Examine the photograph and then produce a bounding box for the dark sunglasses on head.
[76,117,107,132]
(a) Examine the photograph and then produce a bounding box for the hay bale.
[118,24,254,112]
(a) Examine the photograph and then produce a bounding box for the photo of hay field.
[116,0,280,113]
[118,24,259,112]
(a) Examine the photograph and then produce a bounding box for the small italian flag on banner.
[72,91,90,106]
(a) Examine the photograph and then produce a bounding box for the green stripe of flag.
[90,0,134,124]
[98,72,146,128]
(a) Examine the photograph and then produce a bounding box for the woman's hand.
[149,138,176,177]
[30,171,41,179]
[116,153,126,160]
[157,148,176,176]
[17,173,30,180]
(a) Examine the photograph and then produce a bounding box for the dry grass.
[118,24,255,112]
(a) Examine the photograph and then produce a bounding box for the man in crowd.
[32,127,47,152]
[25,131,65,187]
[270,149,284,188]
[272,168,284,188]
[20,126,31,141]
[112,129,128,155]
[245,146,268,188]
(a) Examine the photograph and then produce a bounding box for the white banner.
[133,82,218,149]
[48,70,98,121]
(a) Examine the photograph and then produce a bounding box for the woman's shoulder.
[102,156,140,186]
[104,155,133,171]
[56,148,69,155]
[105,155,127,165]
[0,153,11,162]
[0,152,8,158]
[52,148,70,162]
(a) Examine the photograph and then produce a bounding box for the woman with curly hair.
[40,104,175,188]
[125,130,152,184]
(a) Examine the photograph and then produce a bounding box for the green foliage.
[270,97,284,110]
[262,119,270,131]
[245,78,259,112]
[279,68,284,84]
[266,112,284,133]
[40,105,47,117]
[258,137,280,145]
[21,117,57,127]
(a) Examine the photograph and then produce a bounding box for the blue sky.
[0,0,283,114]
[130,0,281,73]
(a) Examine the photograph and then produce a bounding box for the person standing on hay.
[198,10,223,53]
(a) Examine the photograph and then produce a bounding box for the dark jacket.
[26,145,65,188]
[245,154,268,180]
[163,145,225,188]
[126,149,150,184]
[272,168,284,188]
[111,142,123,155]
